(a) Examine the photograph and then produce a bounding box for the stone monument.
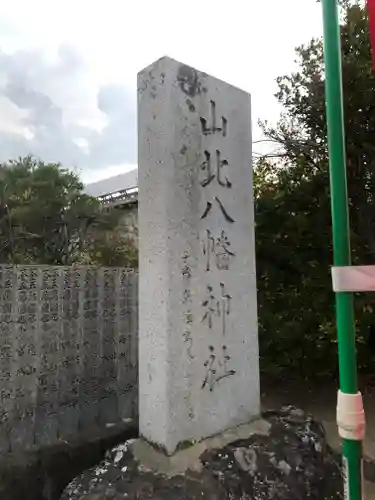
[60,58,344,500]
[138,56,259,455]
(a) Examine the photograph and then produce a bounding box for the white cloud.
[80,163,138,184]
[0,0,324,182]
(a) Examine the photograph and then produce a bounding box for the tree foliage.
[0,156,137,268]
[256,2,375,380]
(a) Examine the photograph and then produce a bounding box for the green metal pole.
[321,0,363,498]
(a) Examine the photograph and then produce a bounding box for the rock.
[60,406,343,500]
[0,421,137,500]
[201,406,343,500]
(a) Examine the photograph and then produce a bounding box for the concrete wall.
[0,265,138,454]
[119,204,138,244]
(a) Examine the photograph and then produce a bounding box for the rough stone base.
[61,407,344,500]
[0,421,137,500]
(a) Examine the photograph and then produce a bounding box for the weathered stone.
[60,407,344,500]
[138,56,259,456]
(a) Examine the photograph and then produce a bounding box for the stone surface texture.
[138,56,259,455]
[60,406,344,500]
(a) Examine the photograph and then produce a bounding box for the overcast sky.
[0,0,323,183]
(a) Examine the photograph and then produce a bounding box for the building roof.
[84,168,138,198]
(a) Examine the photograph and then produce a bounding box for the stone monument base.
[61,407,344,500]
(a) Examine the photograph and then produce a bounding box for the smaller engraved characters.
[201,345,235,391]
[182,305,193,359]
[181,252,192,280]
[183,328,193,359]
[181,251,194,360]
